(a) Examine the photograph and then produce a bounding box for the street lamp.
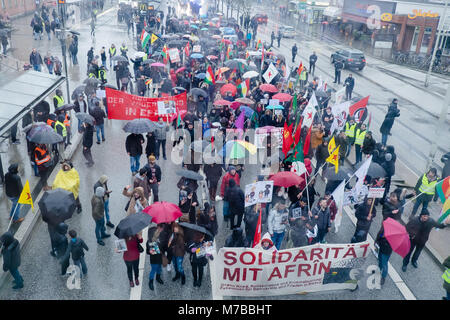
[55,0,71,104]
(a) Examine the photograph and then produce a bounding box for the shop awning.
[323,6,342,18]
[0,70,65,137]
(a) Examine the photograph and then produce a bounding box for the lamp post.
[56,0,71,104]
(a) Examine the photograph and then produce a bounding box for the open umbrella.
[266,105,284,110]
[240,105,254,118]
[179,222,214,239]
[235,97,255,105]
[134,52,146,59]
[220,83,237,96]
[323,167,352,181]
[195,73,206,79]
[28,125,63,144]
[83,77,101,86]
[142,59,156,65]
[111,55,128,62]
[272,93,292,102]
[213,99,232,106]
[72,84,86,100]
[190,88,208,98]
[23,122,48,135]
[57,104,75,112]
[151,62,165,67]
[355,161,386,178]
[382,218,411,258]
[230,101,240,110]
[189,140,210,152]
[172,87,187,94]
[260,84,278,93]
[191,53,204,59]
[39,189,76,225]
[114,213,152,239]
[75,112,95,125]
[175,168,204,181]
[122,119,156,134]
[175,67,186,74]
[212,35,221,39]
[219,140,257,159]
[206,55,218,60]
[143,202,183,224]
[242,70,259,79]
[224,60,245,70]
[269,171,305,188]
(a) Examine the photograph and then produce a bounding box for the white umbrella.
[134,52,146,59]
[243,70,259,79]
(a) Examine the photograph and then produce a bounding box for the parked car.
[252,14,268,25]
[330,49,366,70]
[279,26,296,38]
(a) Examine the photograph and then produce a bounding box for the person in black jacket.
[82,122,95,167]
[54,222,69,275]
[243,204,260,247]
[125,133,144,175]
[343,74,355,100]
[1,231,24,289]
[315,141,329,175]
[380,99,400,146]
[402,209,448,271]
[362,131,376,156]
[179,188,198,224]
[309,52,317,75]
[225,179,245,230]
[382,191,402,222]
[197,203,218,240]
[91,102,106,144]
[74,94,87,132]
[61,230,89,277]
[204,162,223,201]
[291,43,297,63]
[381,145,396,203]
[188,232,213,287]
[351,197,376,243]
[375,226,392,285]
[143,155,162,201]
[333,60,343,84]
[145,132,156,158]
[5,164,23,223]
[225,227,247,247]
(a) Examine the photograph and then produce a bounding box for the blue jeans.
[77,119,83,133]
[378,252,391,279]
[129,155,141,173]
[95,124,105,142]
[155,139,166,158]
[381,134,388,146]
[104,198,110,222]
[72,53,78,65]
[149,263,162,280]
[8,197,21,221]
[33,64,41,72]
[46,63,53,74]
[10,268,23,286]
[411,194,430,216]
[94,217,106,241]
[73,256,88,276]
[47,32,51,40]
[271,231,285,250]
[355,144,362,164]
[172,256,184,275]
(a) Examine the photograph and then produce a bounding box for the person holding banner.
[312,198,332,243]
[268,202,289,250]
[244,204,261,247]
[4,164,24,223]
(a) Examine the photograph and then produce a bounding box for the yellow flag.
[18,180,33,210]
[326,145,340,174]
[151,33,158,45]
[328,136,336,154]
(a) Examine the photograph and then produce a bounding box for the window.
[412,27,433,53]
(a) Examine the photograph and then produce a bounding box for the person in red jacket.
[219,166,240,223]
[324,191,337,223]
[123,234,143,288]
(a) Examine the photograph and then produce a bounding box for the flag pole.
[305,174,311,211]
[6,205,19,231]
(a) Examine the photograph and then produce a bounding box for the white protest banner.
[330,100,352,133]
[96,89,106,99]
[269,99,279,106]
[343,189,366,207]
[216,242,371,296]
[193,45,201,52]
[333,86,346,104]
[368,188,385,198]
[169,48,180,63]
[245,181,274,207]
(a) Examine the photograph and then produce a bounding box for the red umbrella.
[222,39,232,45]
[260,84,278,93]
[272,93,292,102]
[143,202,183,224]
[169,110,187,122]
[382,218,411,258]
[175,67,186,74]
[213,99,232,106]
[207,55,218,60]
[230,101,240,110]
[269,171,305,188]
[235,97,255,105]
[220,83,237,96]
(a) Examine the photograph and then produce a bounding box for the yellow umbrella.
[236,140,257,155]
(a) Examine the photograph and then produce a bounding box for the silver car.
[280,26,296,38]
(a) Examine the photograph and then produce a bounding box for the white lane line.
[130,226,149,300]
[343,207,416,300]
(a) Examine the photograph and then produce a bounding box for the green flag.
[292,94,298,114]
[286,141,304,163]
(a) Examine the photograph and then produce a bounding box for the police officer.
[344,117,357,157]
[109,44,116,68]
[54,114,68,148]
[291,43,298,63]
[354,123,367,164]
[309,51,317,76]
[411,168,438,216]
[334,59,344,84]
[53,89,65,111]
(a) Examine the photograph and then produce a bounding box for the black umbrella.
[28,125,63,144]
[23,122,48,135]
[114,213,152,239]
[39,189,76,225]
[83,77,101,86]
[355,161,386,178]
[142,59,156,65]
[172,86,187,93]
[72,85,86,100]
[75,112,95,125]
[323,167,352,181]
[57,104,75,112]
[190,88,208,98]
[175,168,204,181]
[122,118,156,134]
[111,55,128,62]
[315,90,328,98]
[178,222,213,239]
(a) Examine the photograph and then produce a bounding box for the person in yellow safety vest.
[411,168,438,216]
[53,89,65,110]
[120,43,128,58]
[54,114,68,149]
[443,255,450,300]
[34,144,51,189]
[354,123,367,165]
[109,44,116,68]
[344,116,357,157]
[98,66,107,84]
[62,111,72,146]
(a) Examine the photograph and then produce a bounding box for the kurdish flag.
[326,146,340,174]
[237,78,250,97]
[286,140,304,163]
[256,39,262,50]
[226,45,231,60]
[141,30,151,49]
[162,45,169,64]
[151,33,159,45]
[205,65,215,85]
[436,176,450,223]
[18,180,33,210]
[297,61,304,76]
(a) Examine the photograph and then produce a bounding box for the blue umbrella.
[240,105,254,118]
[223,27,235,35]
[195,72,206,79]
[191,53,204,59]
[190,24,199,29]
[266,105,284,110]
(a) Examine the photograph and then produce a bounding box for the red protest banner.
[105,88,187,122]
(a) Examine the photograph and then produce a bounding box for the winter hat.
[0,231,14,246]
[228,165,236,172]
[57,114,65,122]
[99,175,108,184]
[385,153,392,162]
[95,186,105,198]
[420,208,430,216]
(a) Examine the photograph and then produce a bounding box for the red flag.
[293,118,302,146]
[349,95,370,121]
[252,208,262,247]
[282,122,294,158]
[303,125,312,157]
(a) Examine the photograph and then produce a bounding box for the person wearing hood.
[178,187,199,224]
[61,229,89,277]
[254,232,276,251]
[54,222,69,275]
[225,227,247,247]
[5,164,24,223]
[351,197,376,243]
[204,162,223,202]
[244,204,261,247]
[169,223,186,285]
[312,198,332,243]
[402,208,448,272]
[197,203,218,239]
[91,186,110,246]
[123,186,149,216]
[125,132,145,175]
[94,175,114,228]
[362,131,376,156]
[188,231,213,288]
[1,232,23,289]
[52,161,82,213]
[219,165,240,214]
[225,179,245,230]
[82,121,95,167]
[268,202,289,250]
[133,168,151,200]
